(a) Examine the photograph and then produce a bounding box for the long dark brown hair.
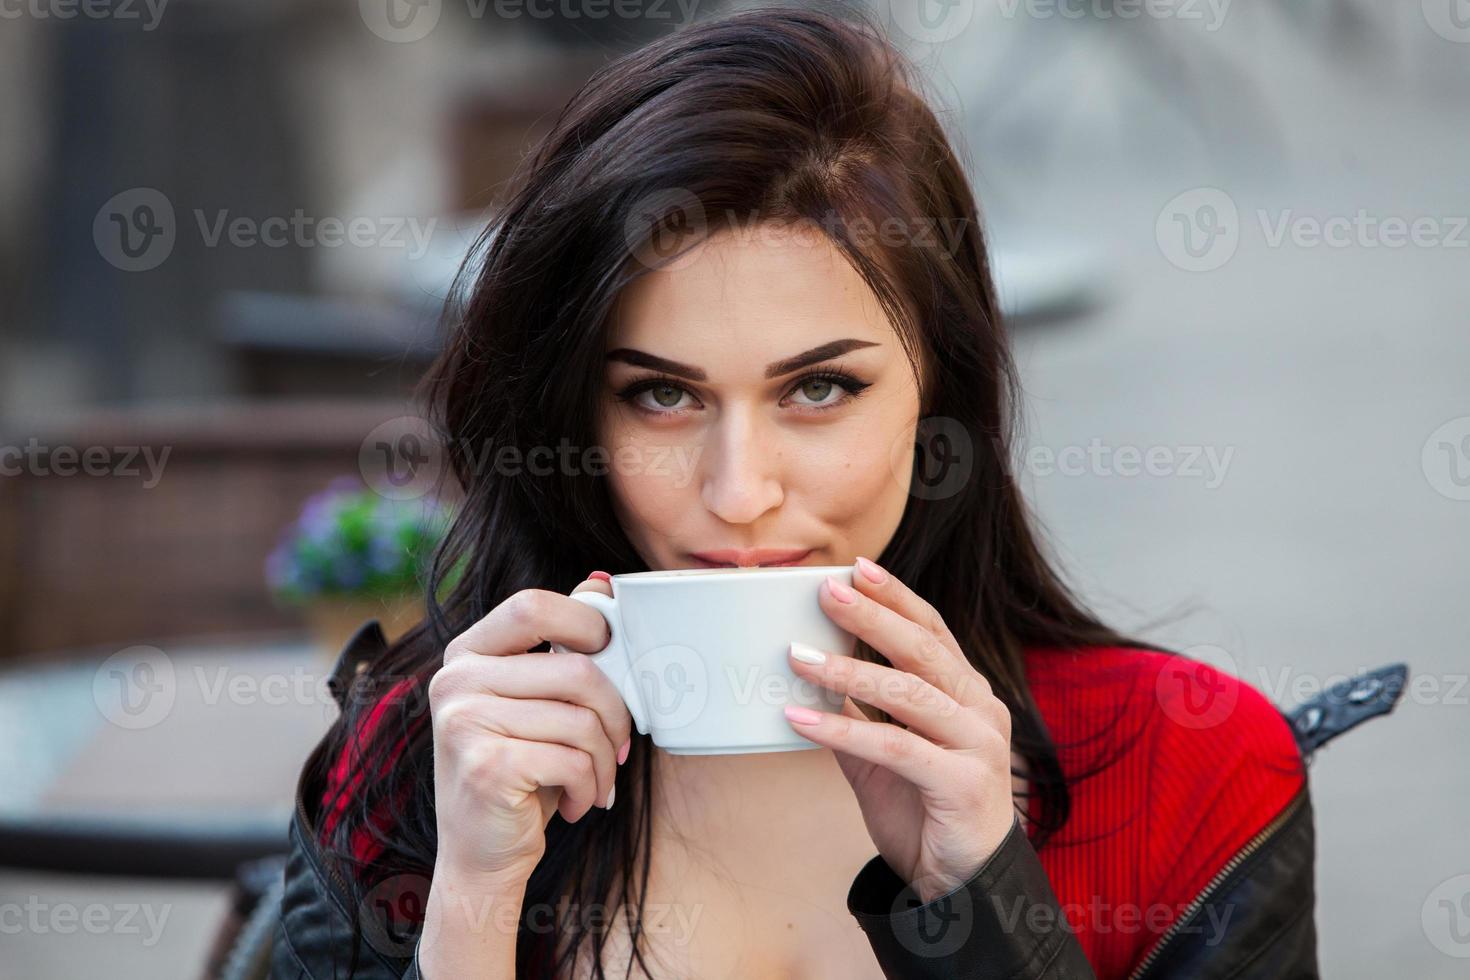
[318,5,1165,977]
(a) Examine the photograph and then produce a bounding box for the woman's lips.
[688,548,813,568]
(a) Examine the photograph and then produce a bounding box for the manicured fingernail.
[789,642,827,665]
[825,576,856,603]
[589,571,612,582]
[606,785,616,809]
[617,739,630,765]
[784,704,824,725]
[855,557,886,584]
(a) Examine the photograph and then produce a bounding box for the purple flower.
[267,476,450,602]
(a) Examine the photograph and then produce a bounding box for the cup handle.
[551,591,651,736]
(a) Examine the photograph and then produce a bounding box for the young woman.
[274,8,1321,978]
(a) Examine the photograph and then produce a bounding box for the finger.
[788,642,982,748]
[782,702,963,797]
[571,571,614,598]
[850,558,961,657]
[445,589,610,662]
[824,698,878,786]
[476,695,619,812]
[504,738,600,824]
[432,652,633,760]
[819,576,991,707]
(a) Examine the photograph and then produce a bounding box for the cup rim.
[611,564,853,583]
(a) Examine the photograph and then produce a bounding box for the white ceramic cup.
[550,565,857,755]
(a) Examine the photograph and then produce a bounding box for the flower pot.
[303,594,425,661]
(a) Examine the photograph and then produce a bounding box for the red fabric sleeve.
[1023,646,1306,977]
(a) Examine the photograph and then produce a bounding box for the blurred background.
[1,1,1466,976]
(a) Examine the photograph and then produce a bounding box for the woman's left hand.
[784,557,1020,903]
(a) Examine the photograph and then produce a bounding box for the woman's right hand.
[426,573,630,886]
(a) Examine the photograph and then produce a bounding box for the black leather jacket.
[272,622,1406,979]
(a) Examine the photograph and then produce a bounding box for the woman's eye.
[639,383,692,410]
[618,371,868,415]
[788,377,842,406]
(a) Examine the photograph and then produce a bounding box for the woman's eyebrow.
[763,338,880,377]
[605,338,880,382]
[605,348,707,381]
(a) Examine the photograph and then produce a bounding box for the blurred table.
[0,634,333,979]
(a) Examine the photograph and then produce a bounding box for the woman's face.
[598,222,922,571]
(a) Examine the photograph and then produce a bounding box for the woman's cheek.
[601,424,701,550]
[860,400,921,544]
[797,421,910,535]
[611,463,680,530]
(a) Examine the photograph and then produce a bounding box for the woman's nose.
[699,411,784,525]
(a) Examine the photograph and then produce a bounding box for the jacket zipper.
[292,740,359,920]
[292,727,424,975]
[1126,784,1307,980]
